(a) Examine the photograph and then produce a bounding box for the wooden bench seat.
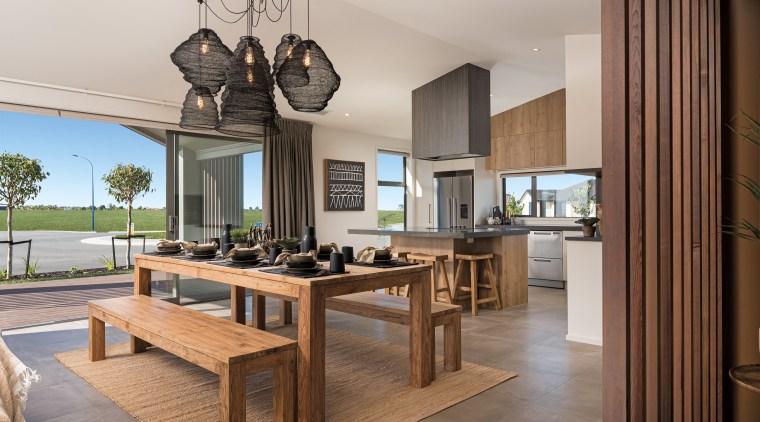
[88,295,297,422]
[326,292,462,372]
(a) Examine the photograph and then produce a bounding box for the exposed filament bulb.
[287,41,293,58]
[201,38,209,54]
[247,68,254,86]
[303,47,311,68]
[197,95,205,110]
[245,46,254,65]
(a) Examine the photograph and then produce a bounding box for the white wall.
[311,125,411,249]
[565,34,602,170]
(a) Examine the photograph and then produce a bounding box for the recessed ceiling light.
[532,48,541,52]
[345,113,350,117]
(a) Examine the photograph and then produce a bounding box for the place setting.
[259,249,350,278]
[349,246,419,268]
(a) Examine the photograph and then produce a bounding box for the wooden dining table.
[131,254,433,422]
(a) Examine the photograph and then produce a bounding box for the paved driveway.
[0,231,157,274]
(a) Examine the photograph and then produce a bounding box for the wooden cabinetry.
[487,89,566,170]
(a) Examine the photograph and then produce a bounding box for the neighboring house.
[0,204,7,211]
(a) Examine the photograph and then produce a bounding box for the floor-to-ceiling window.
[168,132,262,303]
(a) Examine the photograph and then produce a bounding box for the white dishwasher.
[528,230,565,288]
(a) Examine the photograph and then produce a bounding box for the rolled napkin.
[274,250,317,265]
[223,245,267,259]
[355,246,393,264]
[188,242,217,252]
[318,242,340,254]
[157,240,184,248]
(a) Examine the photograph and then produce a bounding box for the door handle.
[168,215,178,232]
[533,232,553,236]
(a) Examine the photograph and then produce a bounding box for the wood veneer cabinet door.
[507,134,535,169]
[534,129,565,167]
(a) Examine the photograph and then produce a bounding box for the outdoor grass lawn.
[0,208,403,232]
[0,209,265,233]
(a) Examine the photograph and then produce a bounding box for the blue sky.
[376,153,405,210]
[0,111,263,209]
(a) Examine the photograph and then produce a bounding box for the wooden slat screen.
[602,0,722,420]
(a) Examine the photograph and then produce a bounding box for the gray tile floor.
[3,286,602,421]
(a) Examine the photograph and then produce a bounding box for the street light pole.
[73,154,95,232]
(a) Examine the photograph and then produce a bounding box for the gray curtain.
[263,119,315,238]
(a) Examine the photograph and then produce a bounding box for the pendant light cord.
[307,0,310,39]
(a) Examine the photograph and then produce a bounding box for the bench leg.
[130,336,149,354]
[279,300,293,326]
[443,314,462,372]
[253,291,266,330]
[273,349,296,422]
[219,363,246,422]
[88,312,105,362]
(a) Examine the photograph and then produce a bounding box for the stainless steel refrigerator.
[434,170,474,228]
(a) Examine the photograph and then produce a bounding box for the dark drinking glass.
[341,246,354,263]
[269,246,283,265]
[329,252,346,274]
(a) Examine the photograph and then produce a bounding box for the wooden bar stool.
[406,253,454,304]
[385,251,411,295]
[453,254,502,315]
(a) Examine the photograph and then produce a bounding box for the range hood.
[412,63,491,161]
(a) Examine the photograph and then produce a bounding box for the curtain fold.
[263,119,315,238]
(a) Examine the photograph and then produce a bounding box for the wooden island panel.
[390,233,528,308]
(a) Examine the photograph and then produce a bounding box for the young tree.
[0,153,49,279]
[102,164,153,269]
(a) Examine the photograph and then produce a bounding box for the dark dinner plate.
[191,249,217,256]
[230,255,261,262]
[190,254,219,260]
[285,266,324,274]
[155,248,182,255]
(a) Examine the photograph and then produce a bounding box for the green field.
[0,208,401,232]
[0,208,265,233]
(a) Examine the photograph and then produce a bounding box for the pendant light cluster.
[170,0,341,137]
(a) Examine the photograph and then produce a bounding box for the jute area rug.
[56,323,516,421]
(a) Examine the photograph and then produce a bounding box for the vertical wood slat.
[602,0,722,420]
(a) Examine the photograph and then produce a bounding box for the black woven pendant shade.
[179,87,220,129]
[276,40,340,112]
[170,29,233,94]
[217,89,280,137]
[217,36,280,137]
[272,34,309,88]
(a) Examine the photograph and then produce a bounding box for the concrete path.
[0,231,152,274]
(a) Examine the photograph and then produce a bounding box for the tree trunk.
[126,202,132,270]
[5,207,12,279]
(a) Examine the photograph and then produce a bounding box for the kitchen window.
[502,171,600,218]
[377,151,408,230]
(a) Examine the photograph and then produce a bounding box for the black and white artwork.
[325,159,365,211]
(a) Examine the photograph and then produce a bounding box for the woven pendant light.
[217,36,280,137]
[276,39,340,112]
[273,34,309,88]
[179,87,220,129]
[170,29,233,94]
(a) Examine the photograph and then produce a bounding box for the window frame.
[376,150,408,230]
[501,169,602,218]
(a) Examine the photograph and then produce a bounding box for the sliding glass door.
[166,131,262,304]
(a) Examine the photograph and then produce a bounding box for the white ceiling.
[0,0,599,141]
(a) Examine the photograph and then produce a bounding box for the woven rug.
[56,323,515,421]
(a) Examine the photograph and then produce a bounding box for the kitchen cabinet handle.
[533,258,552,262]
[533,232,554,235]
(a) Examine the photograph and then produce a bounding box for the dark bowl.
[230,255,261,263]
[285,261,317,269]
[192,249,217,256]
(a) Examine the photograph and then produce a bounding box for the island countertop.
[347,227,530,239]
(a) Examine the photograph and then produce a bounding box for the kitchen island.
[347,227,529,308]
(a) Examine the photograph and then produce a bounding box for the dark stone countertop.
[476,224,583,232]
[347,227,530,239]
[565,237,603,242]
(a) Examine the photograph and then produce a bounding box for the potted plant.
[504,194,525,225]
[570,181,599,237]
[230,228,249,249]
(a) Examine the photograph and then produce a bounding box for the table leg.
[131,261,151,353]
[230,286,246,324]
[279,300,293,326]
[253,291,266,330]
[297,287,326,422]
[408,270,433,388]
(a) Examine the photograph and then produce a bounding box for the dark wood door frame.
[602,0,722,420]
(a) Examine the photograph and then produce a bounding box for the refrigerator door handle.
[448,197,453,227]
[428,204,432,224]
[453,197,458,227]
